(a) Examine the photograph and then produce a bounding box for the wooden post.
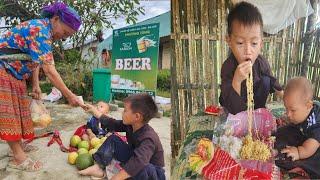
[170,0,182,158]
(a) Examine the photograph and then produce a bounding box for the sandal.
[7,157,42,172]
[8,144,39,157]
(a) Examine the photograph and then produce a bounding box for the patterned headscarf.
[41,2,81,31]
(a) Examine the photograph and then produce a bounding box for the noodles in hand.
[239,60,271,161]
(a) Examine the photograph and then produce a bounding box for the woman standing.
[0,2,84,171]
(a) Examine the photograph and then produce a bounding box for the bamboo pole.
[185,0,194,136]
[301,0,318,76]
[170,0,183,158]
[201,0,209,108]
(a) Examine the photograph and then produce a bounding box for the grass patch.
[156,90,171,98]
[163,109,172,117]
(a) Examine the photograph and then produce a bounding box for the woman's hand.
[66,93,85,107]
[30,86,42,100]
[31,66,41,100]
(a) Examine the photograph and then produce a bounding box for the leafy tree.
[0,0,144,59]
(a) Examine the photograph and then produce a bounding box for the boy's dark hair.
[124,93,158,123]
[227,2,263,35]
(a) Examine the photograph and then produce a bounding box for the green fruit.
[70,135,81,147]
[78,140,90,150]
[76,153,94,170]
[77,148,89,155]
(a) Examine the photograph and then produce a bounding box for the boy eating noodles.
[219,2,283,115]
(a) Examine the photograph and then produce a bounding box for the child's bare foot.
[78,164,105,178]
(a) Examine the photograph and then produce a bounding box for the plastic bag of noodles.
[225,108,276,138]
[208,108,280,179]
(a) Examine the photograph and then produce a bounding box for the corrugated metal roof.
[98,11,170,51]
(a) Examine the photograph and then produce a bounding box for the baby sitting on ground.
[82,101,110,141]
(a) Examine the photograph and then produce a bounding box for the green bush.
[157,89,171,98]
[59,66,93,101]
[112,92,128,101]
[39,82,53,94]
[163,109,172,117]
[64,49,82,64]
[54,50,94,101]
[157,69,171,91]
[38,66,93,102]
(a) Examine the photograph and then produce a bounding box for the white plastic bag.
[30,100,51,128]
[105,159,122,179]
[42,87,62,102]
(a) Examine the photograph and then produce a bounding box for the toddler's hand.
[83,104,103,118]
[281,146,299,161]
[82,104,95,113]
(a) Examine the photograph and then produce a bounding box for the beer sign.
[111,23,160,96]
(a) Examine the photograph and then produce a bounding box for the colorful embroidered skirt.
[0,68,34,141]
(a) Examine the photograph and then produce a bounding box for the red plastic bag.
[73,125,87,137]
[202,148,273,180]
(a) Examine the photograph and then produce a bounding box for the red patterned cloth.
[202,148,274,180]
[0,68,34,141]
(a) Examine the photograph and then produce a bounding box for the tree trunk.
[300,0,318,76]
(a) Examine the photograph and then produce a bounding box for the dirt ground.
[0,102,171,180]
